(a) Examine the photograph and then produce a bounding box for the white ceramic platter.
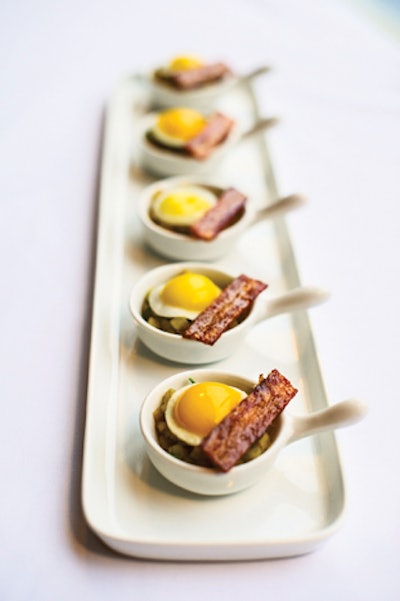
[82,75,345,561]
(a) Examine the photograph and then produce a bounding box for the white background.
[1,0,399,599]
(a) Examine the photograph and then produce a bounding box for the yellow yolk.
[169,55,203,71]
[164,381,247,446]
[156,108,206,141]
[158,192,210,217]
[151,185,217,226]
[160,272,221,312]
[147,272,222,320]
[153,107,206,147]
[175,382,244,436]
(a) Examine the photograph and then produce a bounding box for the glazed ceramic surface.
[82,75,348,561]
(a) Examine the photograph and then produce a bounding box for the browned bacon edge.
[190,188,247,241]
[156,63,231,90]
[185,112,234,160]
[201,369,298,472]
[182,274,267,346]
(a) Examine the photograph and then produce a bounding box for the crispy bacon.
[190,188,247,241]
[156,63,231,90]
[201,369,298,472]
[171,63,231,89]
[182,274,267,345]
[185,112,234,160]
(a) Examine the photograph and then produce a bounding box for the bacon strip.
[185,112,234,160]
[201,370,298,472]
[190,188,247,241]
[156,63,231,90]
[182,274,267,345]
[171,63,231,89]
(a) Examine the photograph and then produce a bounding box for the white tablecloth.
[1,0,399,598]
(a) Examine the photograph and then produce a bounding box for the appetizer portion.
[149,184,247,241]
[153,54,232,90]
[146,107,234,160]
[141,270,267,342]
[153,369,298,471]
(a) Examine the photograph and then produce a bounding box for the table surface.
[1,0,399,599]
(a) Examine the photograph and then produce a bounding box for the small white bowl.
[137,111,241,178]
[147,65,271,110]
[129,261,329,364]
[137,176,306,261]
[139,368,368,496]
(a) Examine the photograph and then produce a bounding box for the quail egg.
[150,185,218,227]
[165,380,247,446]
[147,271,221,320]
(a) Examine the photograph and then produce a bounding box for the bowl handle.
[287,399,368,443]
[253,285,330,324]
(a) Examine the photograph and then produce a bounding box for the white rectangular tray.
[82,75,345,561]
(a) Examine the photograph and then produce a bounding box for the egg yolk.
[169,55,203,71]
[156,108,206,142]
[157,190,213,219]
[160,272,221,312]
[174,382,243,437]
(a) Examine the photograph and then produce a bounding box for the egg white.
[147,282,201,320]
[151,185,217,226]
[165,383,247,446]
[151,125,183,148]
